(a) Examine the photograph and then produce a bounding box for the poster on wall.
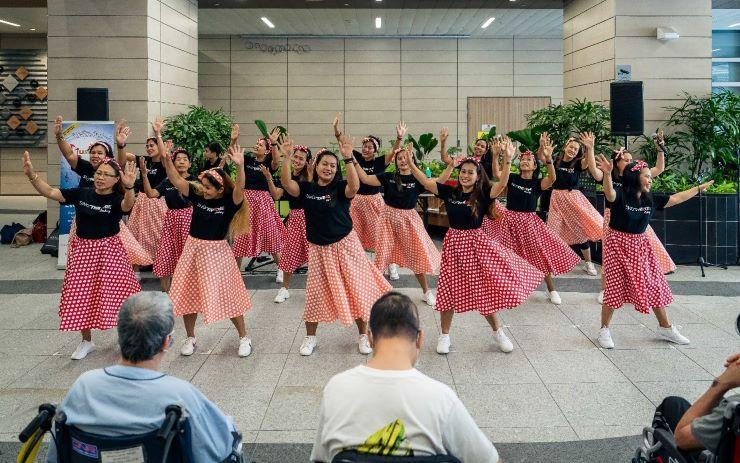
[57,121,115,269]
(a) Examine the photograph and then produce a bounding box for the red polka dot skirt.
[374,205,440,275]
[350,193,384,251]
[128,193,167,261]
[488,210,580,276]
[59,235,141,331]
[546,189,603,245]
[602,228,673,314]
[153,207,192,278]
[170,236,251,324]
[480,201,507,238]
[304,230,392,325]
[233,189,286,258]
[436,228,545,316]
[278,209,308,274]
[603,209,676,274]
[69,220,152,266]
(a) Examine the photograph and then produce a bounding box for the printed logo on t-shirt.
[353,419,413,457]
[195,202,224,215]
[557,166,575,174]
[388,179,416,190]
[363,166,374,174]
[511,182,532,195]
[79,201,112,214]
[148,166,160,175]
[625,204,652,215]
[81,174,94,183]
[305,193,333,203]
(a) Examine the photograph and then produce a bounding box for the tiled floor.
[0,240,738,462]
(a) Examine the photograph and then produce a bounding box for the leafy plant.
[162,106,234,173]
[506,127,545,153]
[404,133,438,160]
[254,119,286,140]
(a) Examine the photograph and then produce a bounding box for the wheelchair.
[18,403,243,463]
[632,402,740,463]
[331,450,461,463]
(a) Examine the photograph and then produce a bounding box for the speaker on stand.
[610,81,644,149]
[77,88,109,121]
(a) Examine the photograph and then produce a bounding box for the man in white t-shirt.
[311,292,500,463]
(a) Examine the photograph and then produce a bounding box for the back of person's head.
[369,292,420,343]
[117,292,175,363]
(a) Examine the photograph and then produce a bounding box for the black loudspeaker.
[610,81,644,136]
[77,88,109,121]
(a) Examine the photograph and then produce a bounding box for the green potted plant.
[161,106,234,173]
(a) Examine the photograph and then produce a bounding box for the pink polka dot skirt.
[547,189,603,245]
[128,193,167,261]
[350,193,384,251]
[278,209,308,274]
[373,205,440,275]
[603,208,676,274]
[153,207,192,278]
[233,189,286,258]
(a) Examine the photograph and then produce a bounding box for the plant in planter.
[161,106,234,173]
[404,133,438,160]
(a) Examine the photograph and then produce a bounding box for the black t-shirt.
[155,177,193,210]
[244,155,276,191]
[480,151,495,180]
[71,158,96,188]
[607,189,669,234]
[198,158,233,176]
[135,158,166,193]
[603,177,623,209]
[436,182,492,230]
[506,175,542,212]
[376,172,424,210]
[299,180,353,245]
[60,188,123,239]
[279,174,305,210]
[354,151,387,195]
[186,183,242,240]
[552,159,583,190]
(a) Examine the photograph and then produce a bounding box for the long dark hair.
[621,161,653,207]
[454,159,491,220]
[610,149,630,183]
[555,138,583,169]
[312,150,343,189]
[293,147,312,182]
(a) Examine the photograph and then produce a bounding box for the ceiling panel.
[713,9,740,28]
[200,0,564,8]
[0,7,47,33]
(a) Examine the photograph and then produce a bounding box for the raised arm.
[540,137,556,190]
[160,143,189,197]
[268,127,281,171]
[492,138,514,198]
[489,138,502,181]
[355,159,381,187]
[229,123,239,150]
[259,164,283,200]
[138,156,160,199]
[665,180,714,208]
[226,144,246,205]
[53,116,78,169]
[437,126,450,167]
[115,120,136,164]
[339,134,360,198]
[579,132,600,180]
[651,129,666,177]
[535,132,549,163]
[332,113,342,142]
[22,151,65,202]
[402,149,439,195]
[595,154,616,203]
[120,161,137,213]
[385,121,407,166]
[278,136,300,198]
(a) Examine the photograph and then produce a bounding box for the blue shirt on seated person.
[45,293,236,463]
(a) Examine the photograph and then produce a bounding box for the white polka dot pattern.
[436,228,545,315]
[233,189,286,258]
[547,189,604,245]
[602,228,673,314]
[304,230,392,325]
[373,205,440,275]
[170,237,252,324]
[59,235,141,331]
[603,209,676,274]
[349,193,384,251]
[69,220,152,266]
[278,209,308,274]
[153,207,192,278]
[484,210,580,275]
[128,193,167,261]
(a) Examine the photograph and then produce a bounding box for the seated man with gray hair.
[45,292,237,463]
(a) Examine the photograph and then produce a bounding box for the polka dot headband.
[629,160,649,172]
[88,141,113,157]
[198,168,224,186]
[362,136,379,152]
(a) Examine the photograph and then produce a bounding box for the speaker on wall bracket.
[77,88,109,121]
[610,81,644,141]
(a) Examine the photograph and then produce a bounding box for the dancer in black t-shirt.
[23,150,140,360]
[595,156,713,349]
[281,133,392,356]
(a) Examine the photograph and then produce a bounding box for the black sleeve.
[112,194,125,215]
[436,182,453,200]
[375,172,389,190]
[607,188,622,206]
[298,180,311,199]
[653,194,670,210]
[71,158,93,176]
[154,180,168,197]
[336,180,350,200]
[267,156,278,174]
[374,157,387,172]
[59,188,82,205]
[415,178,425,195]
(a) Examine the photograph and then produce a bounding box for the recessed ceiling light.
[0,19,21,27]
[730,22,740,28]
[29,28,35,31]
[481,17,495,29]
[375,17,382,28]
[261,17,275,28]
[712,48,721,52]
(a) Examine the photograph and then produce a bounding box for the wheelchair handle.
[158,405,183,440]
[19,404,56,443]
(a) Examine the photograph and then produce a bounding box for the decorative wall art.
[0,50,47,147]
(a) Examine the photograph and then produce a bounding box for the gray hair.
[117,292,175,363]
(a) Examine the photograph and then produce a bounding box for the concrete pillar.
[46,0,197,227]
[564,0,712,130]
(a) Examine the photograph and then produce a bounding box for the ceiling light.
[29,28,35,31]
[261,17,275,28]
[0,19,21,27]
[729,22,740,27]
[375,17,381,28]
[712,48,720,52]
[481,17,495,29]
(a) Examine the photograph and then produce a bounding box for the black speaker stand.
[696,177,727,277]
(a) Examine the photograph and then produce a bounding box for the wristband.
[117,143,126,149]
[28,173,39,182]
[125,185,135,190]
[343,158,354,164]
[545,160,553,165]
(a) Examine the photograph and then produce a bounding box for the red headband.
[198,169,224,186]
[520,150,534,158]
[98,158,122,170]
[293,145,310,155]
[170,148,188,159]
[630,160,648,172]
[315,148,332,157]
[363,137,379,152]
[258,138,273,151]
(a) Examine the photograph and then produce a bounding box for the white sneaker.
[71,340,94,360]
[388,263,400,281]
[299,335,317,356]
[597,290,604,304]
[276,269,284,284]
[274,287,290,303]
[180,337,197,356]
[423,290,436,307]
[238,336,252,357]
[494,329,514,353]
[583,261,598,276]
[134,271,141,281]
[548,290,562,305]
[597,327,614,349]
[358,334,373,355]
[656,325,690,345]
[436,334,451,354]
